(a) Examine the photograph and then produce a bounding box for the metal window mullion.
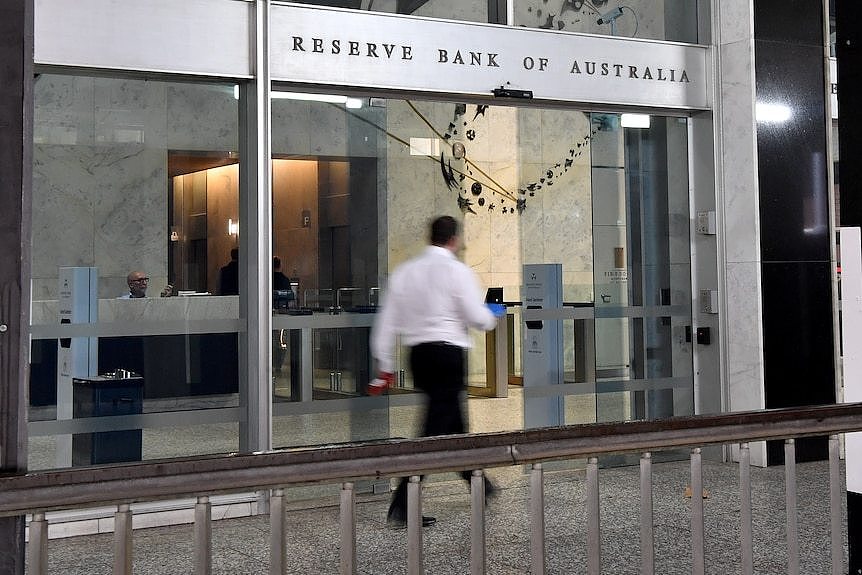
[829,435,843,575]
[690,447,704,575]
[470,470,486,575]
[270,488,286,575]
[531,463,546,575]
[340,482,356,575]
[301,327,313,402]
[113,503,133,575]
[785,439,799,575]
[195,496,212,575]
[27,513,48,575]
[640,452,654,575]
[238,0,273,454]
[739,442,753,575]
[407,475,423,575]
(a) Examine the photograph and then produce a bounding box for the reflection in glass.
[269,92,694,452]
[288,0,499,23]
[512,0,699,42]
[31,79,696,469]
[30,75,240,469]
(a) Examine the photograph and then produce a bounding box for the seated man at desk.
[119,271,149,299]
[119,271,173,298]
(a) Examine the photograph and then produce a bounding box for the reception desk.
[30,296,241,405]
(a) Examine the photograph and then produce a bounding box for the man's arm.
[454,264,498,331]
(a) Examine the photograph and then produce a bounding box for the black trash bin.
[72,372,143,466]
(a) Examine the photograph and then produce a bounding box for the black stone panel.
[762,261,835,464]
[836,0,862,226]
[755,0,824,46]
[761,261,835,408]
[851,491,862,573]
[755,40,830,263]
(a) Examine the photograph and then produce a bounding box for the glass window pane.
[270,91,694,451]
[30,75,240,469]
[512,0,699,43]
[289,0,500,23]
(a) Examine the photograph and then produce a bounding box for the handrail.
[2,402,862,517]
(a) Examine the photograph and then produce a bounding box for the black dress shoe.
[386,509,436,529]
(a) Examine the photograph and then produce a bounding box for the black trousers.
[389,342,472,515]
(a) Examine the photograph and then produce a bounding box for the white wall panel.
[35,0,252,78]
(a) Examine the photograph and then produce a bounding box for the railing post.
[27,512,48,575]
[739,442,753,575]
[640,452,654,575]
[530,463,545,575]
[785,439,799,575]
[829,435,843,575]
[407,475,423,575]
[586,457,600,575]
[270,488,286,575]
[340,482,356,575]
[470,470,486,575]
[690,447,704,575]
[194,496,212,575]
[113,503,133,575]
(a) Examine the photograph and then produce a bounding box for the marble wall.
[32,76,237,300]
[382,100,596,379]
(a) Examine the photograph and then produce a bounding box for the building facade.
[0,0,837,567]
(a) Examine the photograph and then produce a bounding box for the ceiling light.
[620,113,650,128]
[272,92,363,108]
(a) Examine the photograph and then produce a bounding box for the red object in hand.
[368,372,394,396]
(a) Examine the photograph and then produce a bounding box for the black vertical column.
[0,0,32,572]
[754,0,835,465]
[837,0,862,227]
[836,2,862,571]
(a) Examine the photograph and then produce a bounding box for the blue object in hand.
[486,303,506,317]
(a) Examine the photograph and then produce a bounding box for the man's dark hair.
[430,215,459,246]
[230,247,239,261]
[273,256,282,269]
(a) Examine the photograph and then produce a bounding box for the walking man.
[370,215,506,528]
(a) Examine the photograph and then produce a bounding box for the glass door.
[590,113,694,429]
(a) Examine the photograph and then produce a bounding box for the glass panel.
[512,0,699,43]
[288,0,502,24]
[271,93,389,448]
[30,75,240,469]
[268,92,694,452]
[590,113,693,424]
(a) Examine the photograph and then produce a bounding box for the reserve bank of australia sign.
[271,4,709,110]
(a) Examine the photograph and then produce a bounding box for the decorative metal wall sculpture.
[339,99,596,217]
[528,0,610,31]
[418,102,597,217]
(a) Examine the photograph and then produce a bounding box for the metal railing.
[5,403,862,574]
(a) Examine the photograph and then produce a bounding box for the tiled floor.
[31,458,846,574]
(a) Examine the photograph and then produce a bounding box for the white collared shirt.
[371,245,497,373]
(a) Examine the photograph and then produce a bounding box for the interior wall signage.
[271,4,709,109]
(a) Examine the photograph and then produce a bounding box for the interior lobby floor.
[29,457,845,574]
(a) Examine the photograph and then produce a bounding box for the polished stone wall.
[754,0,834,463]
[382,99,596,381]
[32,76,237,300]
[711,0,768,465]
